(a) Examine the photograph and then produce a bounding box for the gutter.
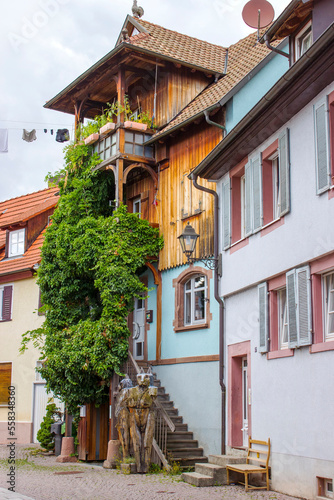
[190,173,226,456]
[191,22,334,179]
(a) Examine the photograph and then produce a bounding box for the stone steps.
[181,454,247,487]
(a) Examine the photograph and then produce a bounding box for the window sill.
[328,185,334,200]
[0,319,12,323]
[174,323,209,333]
[267,349,294,360]
[261,217,285,237]
[310,341,334,353]
[229,237,249,254]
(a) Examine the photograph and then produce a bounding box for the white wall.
[218,81,334,297]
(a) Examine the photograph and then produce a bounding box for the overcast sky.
[0,0,291,202]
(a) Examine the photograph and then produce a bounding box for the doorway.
[228,341,251,448]
[133,293,146,361]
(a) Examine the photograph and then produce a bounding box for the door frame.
[228,341,251,448]
[128,276,148,361]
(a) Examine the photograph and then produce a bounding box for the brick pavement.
[0,445,303,500]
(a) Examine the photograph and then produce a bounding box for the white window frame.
[0,287,3,321]
[184,274,207,326]
[295,21,312,60]
[133,198,141,217]
[278,287,289,349]
[8,228,25,257]
[326,479,333,499]
[270,153,281,220]
[323,271,334,341]
[240,174,246,239]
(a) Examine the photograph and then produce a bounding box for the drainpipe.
[264,34,290,59]
[203,110,227,134]
[191,173,226,456]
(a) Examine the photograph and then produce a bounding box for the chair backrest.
[246,436,270,468]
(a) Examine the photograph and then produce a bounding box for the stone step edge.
[181,471,214,487]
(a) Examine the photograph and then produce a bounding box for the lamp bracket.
[187,253,222,277]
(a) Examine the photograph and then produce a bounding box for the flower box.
[124,121,147,131]
[84,133,99,145]
[99,122,116,138]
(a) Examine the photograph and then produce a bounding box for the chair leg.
[245,473,248,492]
[226,468,230,485]
[266,470,269,491]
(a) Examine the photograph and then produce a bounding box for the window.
[133,197,141,216]
[124,131,154,158]
[0,363,12,406]
[259,266,312,355]
[295,22,312,60]
[314,92,334,195]
[9,229,25,257]
[278,287,289,349]
[0,285,13,322]
[181,174,202,219]
[92,132,117,161]
[223,129,290,249]
[184,274,206,326]
[323,272,334,341]
[173,267,212,332]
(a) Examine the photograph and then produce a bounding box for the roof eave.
[44,44,225,113]
[259,0,313,43]
[191,23,334,180]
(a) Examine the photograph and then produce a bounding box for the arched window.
[173,267,212,332]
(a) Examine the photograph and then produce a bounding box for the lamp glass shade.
[178,223,199,258]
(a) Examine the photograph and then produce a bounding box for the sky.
[0,0,291,202]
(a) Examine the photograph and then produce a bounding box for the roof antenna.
[242,0,275,41]
[132,0,144,18]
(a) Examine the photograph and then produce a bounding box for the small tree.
[37,400,61,451]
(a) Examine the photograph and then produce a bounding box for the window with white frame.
[314,94,333,194]
[133,197,141,216]
[278,287,289,349]
[259,266,312,353]
[9,229,25,257]
[184,274,206,326]
[295,22,312,60]
[223,129,290,249]
[323,272,334,341]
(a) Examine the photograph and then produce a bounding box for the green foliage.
[37,401,61,451]
[21,142,163,413]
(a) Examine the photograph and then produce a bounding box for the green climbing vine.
[21,142,163,413]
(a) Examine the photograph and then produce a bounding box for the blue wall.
[226,46,289,133]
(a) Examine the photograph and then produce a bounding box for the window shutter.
[279,129,290,216]
[245,162,253,236]
[0,363,12,405]
[2,286,13,321]
[287,270,298,348]
[258,282,269,353]
[252,155,262,231]
[314,97,330,194]
[222,177,231,249]
[296,266,312,346]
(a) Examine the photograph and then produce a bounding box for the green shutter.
[258,282,269,353]
[287,269,298,348]
[297,266,312,346]
[314,97,330,194]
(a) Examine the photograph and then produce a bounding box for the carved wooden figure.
[115,375,133,459]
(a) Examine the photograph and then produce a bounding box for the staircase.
[153,373,208,469]
[181,452,247,486]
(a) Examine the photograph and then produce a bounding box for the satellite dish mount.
[242,0,275,41]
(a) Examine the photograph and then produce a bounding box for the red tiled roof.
[127,18,228,75]
[0,187,59,276]
[152,30,281,139]
[0,188,59,229]
[0,229,46,276]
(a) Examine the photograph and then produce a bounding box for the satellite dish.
[242,0,275,29]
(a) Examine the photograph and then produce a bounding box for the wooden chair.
[226,437,270,492]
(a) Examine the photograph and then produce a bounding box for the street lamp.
[178,222,222,275]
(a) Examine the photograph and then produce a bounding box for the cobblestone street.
[0,445,303,500]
